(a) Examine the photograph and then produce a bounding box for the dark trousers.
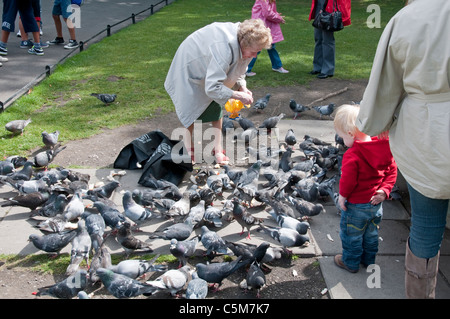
[312,27,335,76]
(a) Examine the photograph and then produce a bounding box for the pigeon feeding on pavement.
[289,99,310,119]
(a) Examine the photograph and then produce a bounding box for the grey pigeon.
[253,93,271,112]
[81,210,106,252]
[122,190,152,224]
[226,241,270,266]
[165,191,191,219]
[96,267,155,298]
[6,176,51,194]
[0,158,15,175]
[62,191,85,221]
[149,216,194,241]
[222,115,235,134]
[108,254,167,279]
[292,158,315,172]
[289,99,310,119]
[31,193,68,217]
[5,118,31,135]
[185,271,208,299]
[246,261,266,298]
[138,174,182,200]
[35,168,70,185]
[42,130,60,148]
[257,224,310,253]
[313,103,336,119]
[93,200,125,230]
[304,134,332,146]
[292,176,320,202]
[284,129,297,148]
[231,197,262,239]
[258,113,285,132]
[186,200,206,228]
[169,237,199,268]
[35,269,88,299]
[28,229,78,256]
[237,117,256,130]
[131,188,163,206]
[203,206,223,228]
[89,245,112,284]
[199,225,228,257]
[117,221,153,256]
[32,145,67,168]
[87,180,120,199]
[145,265,192,297]
[34,215,78,234]
[237,160,262,188]
[288,196,326,217]
[90,93,117,105]
[233,126,259,142]
[195,255,245,292]
[268,210,310,235]
[279,147,293,172]
[1,160,33,181]
[222,165,243,186]
[66,222,92,275]
[77,291,91,299]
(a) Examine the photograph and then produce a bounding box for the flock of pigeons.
[0,93,346,300]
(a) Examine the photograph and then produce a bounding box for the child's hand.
[338,194,347,211]
[371,190,387,205]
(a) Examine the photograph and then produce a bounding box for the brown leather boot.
[405,240,440,299]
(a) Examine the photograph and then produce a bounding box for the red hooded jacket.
[309,0,352,27]
[339,137,397,204]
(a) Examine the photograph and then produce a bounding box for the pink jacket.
[251,0,284,43]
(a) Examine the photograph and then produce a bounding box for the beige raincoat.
[164,22,251,128]
[357,0,450,199]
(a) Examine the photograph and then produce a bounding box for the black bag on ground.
[113,130,192,186]
[312,0,343,32]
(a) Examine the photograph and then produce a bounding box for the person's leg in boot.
[405,183,449,298]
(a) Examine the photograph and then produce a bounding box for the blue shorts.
[2,0,38,33]
[52,0,72,19]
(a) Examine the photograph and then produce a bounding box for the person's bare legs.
[52,14,64,38]
[63,17,76,41]
[211,118,229,164]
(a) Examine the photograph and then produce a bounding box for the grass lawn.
[0,0,404,159]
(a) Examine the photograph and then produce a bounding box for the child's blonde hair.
[334,104,361,135]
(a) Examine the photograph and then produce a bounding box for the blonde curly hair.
[238,19,272,50]
[334,104,361,136]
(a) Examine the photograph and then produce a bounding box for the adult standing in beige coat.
[165,19,272,165]
[356,0,450,298]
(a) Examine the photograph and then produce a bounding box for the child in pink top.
[246,0,289,76]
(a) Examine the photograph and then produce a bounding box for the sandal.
[212,150,229,165]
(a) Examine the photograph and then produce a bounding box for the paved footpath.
[0,0,173,109]
[1,120,450,299]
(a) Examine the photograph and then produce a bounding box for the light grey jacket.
[164,22,251,128]
[357,0,450,199]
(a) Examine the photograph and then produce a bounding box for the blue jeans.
[407,183,449,259]
[313,27,335,75]
[247,43,282,72]
[340,202,383,270]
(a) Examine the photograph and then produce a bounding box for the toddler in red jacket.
[333,104,397,273]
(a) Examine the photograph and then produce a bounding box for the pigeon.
[89,245,112,284]
[199,225,228,257]
[28,229,78,257]
[34,215,78,234]
[313,103,336,119]
[96,267,155,298]
[222,115,235,134]
[81,210,106,252]
[268,210,310,235]
[292,177,320,202]
[237,117,256,131]
[0,158,15,175]
[31,193,68,217]
[87,180,120,199]
[92,201,125,230]
[304,134,332,146]
[90,93,117,105]
[5,118,31,135]
[145,265,192,297]
[131,188,164,206]
[226,241,270,266]
[231,197,262,239]
[186,200,206,228]
[169,237,199,268]
[32,145,67,168]
[138,174,182,199]
[108,254,167,279]
[284,129,297,148]
[35,168,70,185]
[236,160,262,188]
[257,224,310,254]
[185,271,208,299]
[246,261,266,298]
[196,255,245,292]
[292,158,315,172]
[149,216,194,241]
[203,206,223,228]
[222,165,243,186]
[1,160,33,181]
[122,190,152,224]
[289,99,310,119]
[1,191,50,210]
[233,126,259,143]
[253,94,271,112]
[34,269,88,299]
[288,196,326,217]
[66,222,92,275]
[62,191,85,221]
[77,291,91,299]
[198,187,216,207]
[116,221,153,256]
[258,113,285,132]
[279,147,293,172]
[165,191,191,219]
[6,176,51,194]
[42,130,60,148]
